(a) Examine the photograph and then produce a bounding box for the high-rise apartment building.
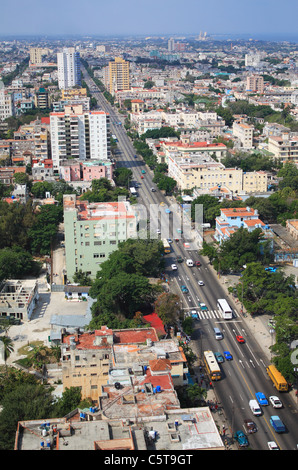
[0,82,13,121]
[30,48,43,65]
[50,105,110,170]
[168,38,175,52]
[57,48,81,90]
[103,57,130,95]
[34,87,50,109]
[246,75,264,94]
[63,195,137,281]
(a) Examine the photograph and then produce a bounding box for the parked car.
[256,392,268,406]
[269,396,283,409]
[165,208,171,214]
[214,352,224,363]
[265,266,277,273]
[176,255,183,263]
[244,419,257,434]
[198,280,204,286]
[224,350,233,360]
[195,261,201,266]
[171,264,177,271]
[234,430,248,447]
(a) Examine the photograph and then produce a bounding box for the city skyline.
[1,0,298,42]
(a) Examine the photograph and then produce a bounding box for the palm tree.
[187,383,207,405]
[0,335,14,374]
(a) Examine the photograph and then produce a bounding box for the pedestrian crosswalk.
[193,309,239,320]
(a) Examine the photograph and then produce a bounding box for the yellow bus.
[203,350,221,381]
[162,239,171,254]
[266,365,288,392]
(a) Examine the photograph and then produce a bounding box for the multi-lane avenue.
[82,66,298,450]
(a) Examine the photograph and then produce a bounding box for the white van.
[249,399,262,416]
[186,259,193,267]
[214,327,223,340]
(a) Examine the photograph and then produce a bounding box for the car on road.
[160,202,165,206]
[165,208,171,214]
[244,419,257,434]
[198,280,204,286]
[191,310,199,319]
[183,242,190,249]
[156,229,161,234]
[234,430,248,447]
[268,441,279,450]
[214,352,224,363]
[195,261,201,266]
[199,302,208,311]
[167,238,173,243]
[255,392,268,406]
[236,335,245,343]
[270,415,286,433]
[223,350,233,360]
[176,255,183,263]
[151,187,156,192]
[269,396,283,408]
[181,285,189,293]
[171,264,177,271]
[141,175,144,179]
[134,155,137,158]
[141,170,146,174]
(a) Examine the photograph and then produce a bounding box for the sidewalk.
[192,359,238,450]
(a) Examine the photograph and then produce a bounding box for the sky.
[1,0,298,41]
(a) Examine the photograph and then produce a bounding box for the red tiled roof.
[143,312,166,336]
[149,358,172,372]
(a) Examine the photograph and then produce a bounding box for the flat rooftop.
[16,407,225,451]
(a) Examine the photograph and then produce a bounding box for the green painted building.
[63,194,137,281]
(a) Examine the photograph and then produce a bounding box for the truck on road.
[217,298,233,319]
[266,364,288,392]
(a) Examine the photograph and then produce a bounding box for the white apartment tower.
[0,81,13,121]
[57,48,81,90]
[50,105,110,170]
[168,38,175,52]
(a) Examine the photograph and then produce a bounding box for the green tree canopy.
[28,204,63,255]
